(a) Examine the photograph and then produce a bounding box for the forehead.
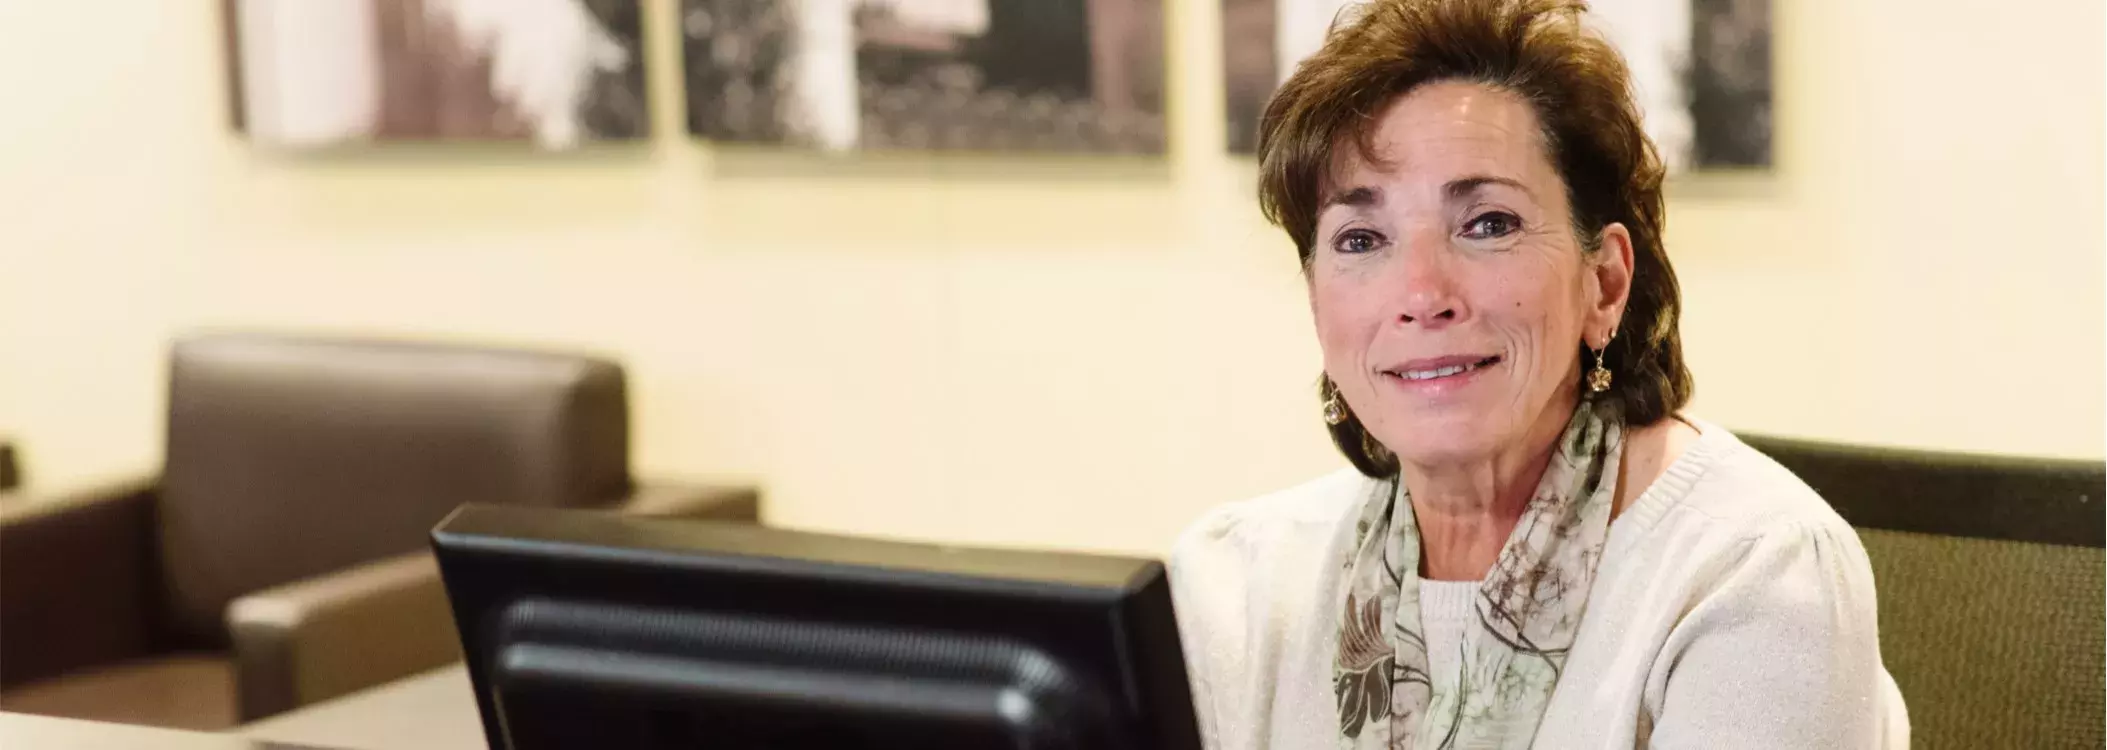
[1330,80,1558,190]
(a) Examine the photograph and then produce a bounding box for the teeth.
[1397,360,1487,381]
[1403,365,1465,380]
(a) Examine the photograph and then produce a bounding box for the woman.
[1168,1,1908,748]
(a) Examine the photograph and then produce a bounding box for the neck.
[1401,395,1580,582]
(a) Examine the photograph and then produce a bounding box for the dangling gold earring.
[1322,390,1347,425]
[1587,335,1614,394]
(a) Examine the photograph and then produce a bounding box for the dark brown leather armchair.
[0,333,759,731]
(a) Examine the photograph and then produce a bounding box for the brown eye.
[1461,212,1522,239]
[1333,229,1385,254]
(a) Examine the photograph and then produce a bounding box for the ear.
[1587,223,1636,347]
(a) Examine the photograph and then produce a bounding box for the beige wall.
[1,0,2099,557]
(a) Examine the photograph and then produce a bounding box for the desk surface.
[0,712,337,750]
[0,665,481,750]
[241,665,485,750]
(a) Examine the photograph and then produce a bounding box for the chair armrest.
[225,551,459,722]
[615,480,761,523]
[0,477,162,690]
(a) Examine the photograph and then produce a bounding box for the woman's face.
[1310,81,1631,468]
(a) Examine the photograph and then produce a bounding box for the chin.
[1369,412,1510,468]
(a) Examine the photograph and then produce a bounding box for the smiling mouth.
[1385,355,1503,382]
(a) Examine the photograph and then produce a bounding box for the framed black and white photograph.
[1221,0,1772,172]
[682,0,1168,154]
[226,0,649,150]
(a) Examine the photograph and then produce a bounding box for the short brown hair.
[1261,0,1693,477]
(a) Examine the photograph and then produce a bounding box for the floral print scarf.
[1334,404,1623,749]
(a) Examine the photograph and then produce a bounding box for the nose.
[1392,236,1464,328]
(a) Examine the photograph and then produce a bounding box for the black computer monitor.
[430,504,1203,750]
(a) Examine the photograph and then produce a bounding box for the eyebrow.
[1321,175,1534,212]
[1321,186,1381,210]
[1445,175,1534,201]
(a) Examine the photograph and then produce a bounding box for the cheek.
[1478,260,1579,338]
[1491,296,1587,384]
[1308,273,1386,356]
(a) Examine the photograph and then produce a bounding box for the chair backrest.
[1742,434,2104,749]
[157,333,635,645]
[0,438,18,491]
